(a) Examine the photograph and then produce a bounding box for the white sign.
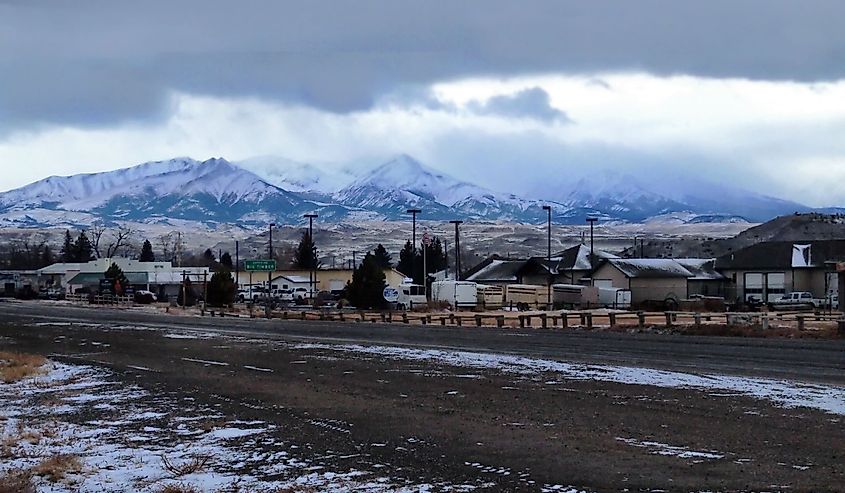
[383,287,400,303]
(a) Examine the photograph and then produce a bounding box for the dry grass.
[31,454,82,482]
[161,453,212,477]
[0,352,47,383]
[0,469,35,493]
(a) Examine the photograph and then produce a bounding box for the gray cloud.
[3,0,845,130]
[467,88,570,123]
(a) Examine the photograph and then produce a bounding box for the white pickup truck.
[767,292,830,311]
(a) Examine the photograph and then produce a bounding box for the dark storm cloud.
[2,0,845,129]
[467,88,570,123]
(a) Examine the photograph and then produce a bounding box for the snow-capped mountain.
[236,156,356,194]
[0,153,816,230]
[333,154,563,221]
[0,158,354,228]
[551,170,806,223]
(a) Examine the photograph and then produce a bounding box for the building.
[464,256,526,286]
[235,268,408,294]
[590,258,694,306]
[518,244,620,286]
[715,240,845,303]
[38,258,209,299]
[674,258,727,298]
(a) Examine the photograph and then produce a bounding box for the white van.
[397,283,427,310]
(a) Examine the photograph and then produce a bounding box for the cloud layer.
[2,2,845,207]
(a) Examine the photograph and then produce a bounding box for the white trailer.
[597,287,632,309]
[431,281,478,309]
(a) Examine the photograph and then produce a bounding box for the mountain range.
[0,154,819,230]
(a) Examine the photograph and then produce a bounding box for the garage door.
[744,273,763,302]
[329,279,345,292]
[765,273,785,302]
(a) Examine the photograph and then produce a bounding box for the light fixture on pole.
[407,208,421,282]
[449,220,464,281]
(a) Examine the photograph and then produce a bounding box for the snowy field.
[0,361,491,492]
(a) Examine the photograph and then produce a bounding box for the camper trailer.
[431,281,478,309]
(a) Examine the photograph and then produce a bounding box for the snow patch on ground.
[0,360,482,492]
[291,343,845,416]
[616,437,725,460]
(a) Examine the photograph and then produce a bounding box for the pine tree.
[61,230,75,262]
[397,240,414,278]
[177,278,198,307]
[372,244,392,269]
[104,262,129,295]
[41,245,54,267]
[344,252,387,309]
[206,270,236,307]
[293,231,319,269]
[139,240,155,262]
[220,252,233,270]
[74,232,94,262]
[202,248,216,267]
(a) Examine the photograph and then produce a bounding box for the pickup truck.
[767,292,831,311]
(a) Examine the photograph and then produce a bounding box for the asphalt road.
[2,300,843,384]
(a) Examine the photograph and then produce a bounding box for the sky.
[2,1,845,206]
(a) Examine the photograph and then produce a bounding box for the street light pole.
[407,209,421,283]
[543,205,552,308]
[586,217,598,268]
[268,223,275,300]
[449,220,463,281]
[304,213,319,298]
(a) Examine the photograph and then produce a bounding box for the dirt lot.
[0,317,843,492]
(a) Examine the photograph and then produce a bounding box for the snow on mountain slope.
[551,169,807,223]
[236,156,356,193]
[333,154,559,221]
[0,158,293,211]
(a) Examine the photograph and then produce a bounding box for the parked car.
[292,287,309,301]
[768,292,825,311]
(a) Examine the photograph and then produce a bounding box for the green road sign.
[244,260,277,272]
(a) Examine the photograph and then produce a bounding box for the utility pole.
[543,205,552,308]
[304,213,319,298]
[235,240,240,290]
[449,220,463,281]
[407,209,421,282]
[586,217,598,268]
[268,223,275,304]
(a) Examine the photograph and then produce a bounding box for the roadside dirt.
[1,322,843,492]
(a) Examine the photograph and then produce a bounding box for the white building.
[38,258,209,299]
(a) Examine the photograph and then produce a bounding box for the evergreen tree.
[202,248,216,267]
[396,240,415,278]
[206,270,236,307]
[61,230,75,262]
[74,232,94,262]
[293,231,319,269]
[372,244,392,269]
[139,240,155,262]
[104,262,129,295]
[177,278,198,307]
[344,252,387,309]
[220,252,233,270]
[41,245,54,266]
